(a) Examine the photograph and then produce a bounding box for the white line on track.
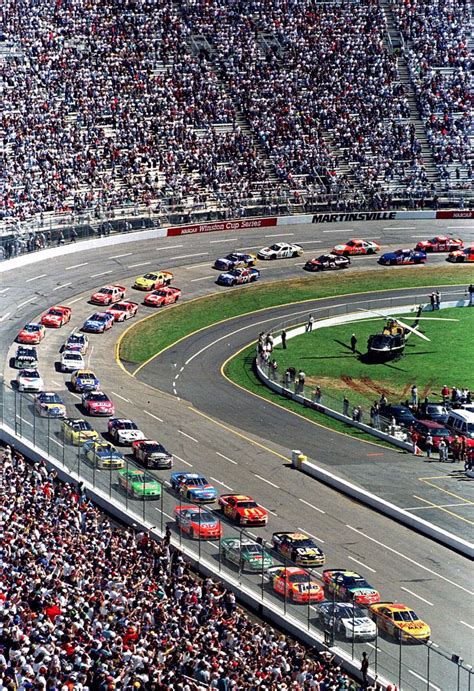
[236,245,265,251]
[346,524,473,595]
[254,473,279,489]
[191,275,214,282]
[67,296,83,305]
[0,312,11,323]
[178,430,199,443]
[411,235,433,238]
[298,498,326,514]
[348,556,376,573]
[109,252,133,259]
[383,226,416,230]
[169,253,209,261]
[0,288,10,294]
[174,373,180,381]
[26,274,47,282]
[185,261,212,270]
[53,282,72,291]
[297,527,325,543]
[295,262,306,266]
[210,476,234,491]
[128,262,151,268]
[216,451,238,465]
[155,508,174,520]
[143,410,164,423]
[65,262,88,270]
[158,244,183,250]
[87,345,94,368]
[366,643,382,652]
[322,229,354,233]
[49,437,63,447]
[400,588,433,606]
[51,380,61,387]
[260,504,278,516]
[210,238,238,243]
[297,240,323,244]
[70,392,81,400]
[111,391,131,403]
[173,454,192,468]
[460,621,474,630]
[208,543,220,550]
[447,225,473,229]
[264,233,295,237]
[408,670,441,690]
[17,298,33,308]
[20,419,33,427]
[91,270,113,278]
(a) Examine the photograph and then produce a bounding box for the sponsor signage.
[167,217,277,236]
[312,211,397,223]
[435,210,473,220]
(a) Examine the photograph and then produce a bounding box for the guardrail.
[0,378,472,690]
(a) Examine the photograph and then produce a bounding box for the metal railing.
[0,378,472,690]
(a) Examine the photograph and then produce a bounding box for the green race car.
[221,536,274,572]
[118,469,162,499]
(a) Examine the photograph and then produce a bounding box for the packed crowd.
[3,0,463,228]
[390,0,472,186]
[1,446,373,690]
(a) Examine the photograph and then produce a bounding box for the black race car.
[304,254,351,272]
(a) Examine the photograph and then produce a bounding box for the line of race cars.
[211,234,470,284]
[9,265,436,645]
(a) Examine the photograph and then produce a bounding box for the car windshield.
[433,428,451,436]
[65,353,82,360]
[72,420,91,431]
[190,511,214,524]
[145,443,165,453]
[337,605,366,619]
[241,544,262,555]
[20,370,39,378]
[113,303,128,310]
[48,309,63,316]
[393,610,418,622]
[236,500,257,508]
[185,477,208,487]
[289,573,311,584]
[68,335,83,343]
[90,313,106,321]
[269,245,281,251]
[89,393,107,401]
[41,394,61,403]
[153,291,168,297]
[24,324,40,332]
[79,372,95,378]
[467,423,474,432]
[18,348,35,356]
[344,576,369,587]
[143,273,157,280]
[290,538,315,548]
[227,253,239,260]
[118,421,137,430]
[346,241,356,247]
[98,288,113,294]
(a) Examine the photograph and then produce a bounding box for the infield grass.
[119,265,473,365]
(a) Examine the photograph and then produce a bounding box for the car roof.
[416,419,445,429]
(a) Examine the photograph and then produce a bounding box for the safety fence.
[0,378,472,690]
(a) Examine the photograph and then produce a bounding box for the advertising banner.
[167,217,277,236]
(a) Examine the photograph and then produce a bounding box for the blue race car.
[82,440,125,468]
[81,312,115,333]
[34,392,67,418]
[214,252,257,271]
[170,472,218,503]
[378,249,426,266]
[71,369,100,393]
[216,267,260,286]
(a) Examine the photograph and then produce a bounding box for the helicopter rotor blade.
[394,318,431,341]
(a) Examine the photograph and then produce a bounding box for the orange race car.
[143,286,181,307]
[40,305,72,328]
[415,235,463,253]
[268,567,324,603]
[332,239,380,256]
[369,602,431,642]
[447,246,474,263]
[218,494,268,526]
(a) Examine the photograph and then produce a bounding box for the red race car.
[40,306,72,328]
[268,567,324,603]
[174,505,223,540]
[90,285,126,305]
[415,235,463,253]
[17,323,46,344]
[218,494,268,526]
[106,301,139,322]
[143,286,182,307]
[81,391,115,416]
[447,246,474,263]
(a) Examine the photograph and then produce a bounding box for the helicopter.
[361,309,459,362]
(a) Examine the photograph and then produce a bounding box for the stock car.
[331,239,380,256]
[16,369,44,393]
[64,332,89,354]
[40,305,72,328]
[118,469,162,499]
[82,440,125,469]
[108,418,145,445]
[272,532,325,567]
[170,472,217,503]
[218,494,268,526]
[70,369,100,393]
[257,242,303,260]
[34,392,67,418]
[369,602,431,642]
[17,323,46,344]
[415,235,463,253]
[60,350,85,373]
[132,439,173,469]
[317,602,377,641]
[82,312,115,333]
[13,346,38,369]
[268,567,324,603]
[216,267,260,287]
[220,537,274,572]
[304,254,350,272]
[82,390,115,416]
[61,418,99,445]
[214,252,257,271]
[322,570,380,605]
[378,248,426,266]
[143,287,181,308]
[133,270,173,290]
[174,505,223,540]
[105,301,139,321]
[447,246,474,263]
[90,284,126,305]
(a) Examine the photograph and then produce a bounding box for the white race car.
[317,602,377,640]
[16,368,44,393]
[257,242,303,260]
[61,350,85,373]
[108,418,146,445]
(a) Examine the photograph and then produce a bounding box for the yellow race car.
[369,602,431,642]
[133,270,173,290]
[62,418,99,445]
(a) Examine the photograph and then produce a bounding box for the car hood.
[341,617,375,630]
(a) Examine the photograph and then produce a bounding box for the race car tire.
[270,255,277,260]
[367,249,375,255]
[231,280,237,286]
[292,251,299,258]
[343,251,350,257]
[456,257,464,263]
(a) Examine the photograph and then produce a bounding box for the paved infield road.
[1,218,473,683]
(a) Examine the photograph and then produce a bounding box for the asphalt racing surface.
[1,218,473,689]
